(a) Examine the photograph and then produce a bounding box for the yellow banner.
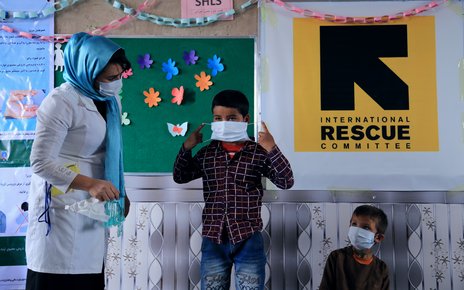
[294,17,438,152]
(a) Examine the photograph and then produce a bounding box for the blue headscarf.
[63,32,125,229]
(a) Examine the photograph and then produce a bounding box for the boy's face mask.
[210,121,250,142]
[348,226,376,250]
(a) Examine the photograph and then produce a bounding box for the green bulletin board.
[56,37,255,173]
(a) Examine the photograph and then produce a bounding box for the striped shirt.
[173,140,294,244]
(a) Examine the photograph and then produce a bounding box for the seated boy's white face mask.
[348,226,376,250]
[208,121,251,142]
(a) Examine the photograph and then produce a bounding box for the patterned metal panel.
[105,202,464,290]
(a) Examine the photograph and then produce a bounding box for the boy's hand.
[183,124,205,151]
[258,121,276,152]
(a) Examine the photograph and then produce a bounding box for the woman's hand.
[70,174,120,201]
[87,179,120,201]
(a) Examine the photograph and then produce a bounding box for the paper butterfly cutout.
[167,122,188,137]
[171,86,184,105]
[121,112,130,126]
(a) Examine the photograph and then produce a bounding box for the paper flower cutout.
[207,55,224,77]
[137,53,153,69]
[195,72,213,91]
[167,122,188,137]
[162,58,179,80]
[143,88,161,107]
[122,68,133,79]
[183,50,198,65]
[171,86,184,105]
[121,112,131,126]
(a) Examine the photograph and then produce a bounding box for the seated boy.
[173,89,294,289]
[319,204,390,290]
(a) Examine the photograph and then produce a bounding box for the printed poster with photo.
[0,1,53,141]
[0,0,53,289]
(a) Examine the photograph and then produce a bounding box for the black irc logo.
[320,25,409,111]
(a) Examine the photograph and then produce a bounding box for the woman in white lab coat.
[26,32,131,290]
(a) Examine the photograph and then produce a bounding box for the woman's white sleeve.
[30,93,78,193]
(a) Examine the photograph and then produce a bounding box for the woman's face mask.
[98,78,122,97]
[96,63,124,97]
[210,121,251,142]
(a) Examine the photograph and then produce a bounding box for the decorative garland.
[269,0,448,24]
[0,0,80,20]
[0,0,450,42]
[0,0,256,41]
[108,0,258,28]
[0,0,155,43]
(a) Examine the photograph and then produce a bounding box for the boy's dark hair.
[109,49,132,71]
[211,90,249,116]
[353,205,388,235]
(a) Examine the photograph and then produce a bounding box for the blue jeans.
[201,232,266,290]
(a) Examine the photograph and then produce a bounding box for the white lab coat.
[26,82,113,274]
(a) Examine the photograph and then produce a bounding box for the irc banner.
[294,18,438,152]
[260,1,464,190]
